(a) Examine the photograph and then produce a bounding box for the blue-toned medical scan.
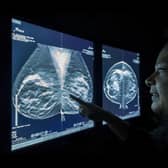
[11,18,94,150]
[102,45,140,120]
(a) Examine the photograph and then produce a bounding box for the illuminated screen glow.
[102,45,140,122]
[12,18,94,150]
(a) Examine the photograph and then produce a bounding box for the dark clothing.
[123,122,168,154]
[149,120,168,152]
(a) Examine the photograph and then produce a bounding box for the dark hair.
[164,42,168,49]
[159,41,168,56]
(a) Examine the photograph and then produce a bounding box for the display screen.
[102,45,140,120]
[12,18,94,150]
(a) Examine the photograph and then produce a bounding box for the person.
[70,42,168,153]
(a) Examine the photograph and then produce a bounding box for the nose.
[145,72,156,87]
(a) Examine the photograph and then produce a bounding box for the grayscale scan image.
[103,61,138,109]
[12,43,93,121]
[12,18,94,151]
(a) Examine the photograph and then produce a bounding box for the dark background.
[0,10,168,162]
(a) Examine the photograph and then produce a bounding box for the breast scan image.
[103,61,138,109]
[11,18,95,151]
[102,44,140,121]
[12,43,93,121]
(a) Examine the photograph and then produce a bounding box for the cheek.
[162,87,168,103]
[158,81,168,104]
[162,78,168,92]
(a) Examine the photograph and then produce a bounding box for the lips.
[150,92,159,96]
[150,92,159,101]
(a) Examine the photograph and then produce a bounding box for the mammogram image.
[12,43,93,120]
[103,61,138,109]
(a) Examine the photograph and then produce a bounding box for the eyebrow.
[155,64,168,71]
[155,63,168,68]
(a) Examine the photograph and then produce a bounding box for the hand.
[70,94,104,122]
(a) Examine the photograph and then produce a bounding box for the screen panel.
[11,18,94,150]
[102,45,140,121]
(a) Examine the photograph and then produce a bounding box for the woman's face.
[145,44,168,118]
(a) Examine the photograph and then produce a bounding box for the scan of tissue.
[103,61,138,109]
[12,43,93,120]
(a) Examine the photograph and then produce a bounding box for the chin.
[151,103,161,116]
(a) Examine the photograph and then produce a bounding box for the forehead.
[156,46,168,65]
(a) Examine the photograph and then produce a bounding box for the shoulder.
[122,126,157,153]
[150,124,168,152]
